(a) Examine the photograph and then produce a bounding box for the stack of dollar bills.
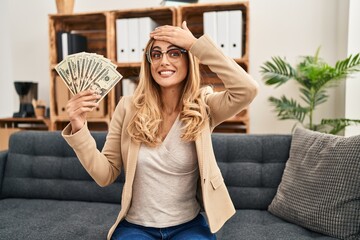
[55,52,123,103]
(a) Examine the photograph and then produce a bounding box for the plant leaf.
[260,57,296,87]
[335,53,360,76]
[319,118,360,134]
[268,96,309,123]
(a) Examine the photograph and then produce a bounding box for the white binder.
[139,17,158,60]
[61,32,69,58]
[128,18,140,62]
[228,10,243,59]
[122,78,137,96]
[216,11,229,56]
[116,18,129,63]
[203,11,217,44]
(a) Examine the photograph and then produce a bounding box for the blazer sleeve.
[62,97,125,187]
[189,34,259,128]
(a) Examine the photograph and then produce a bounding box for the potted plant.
[260,48,360,134]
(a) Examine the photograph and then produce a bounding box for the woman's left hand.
[150,21,197,51]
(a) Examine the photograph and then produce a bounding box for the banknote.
[55,52,123,102]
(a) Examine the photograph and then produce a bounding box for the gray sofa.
[0,131,337,240]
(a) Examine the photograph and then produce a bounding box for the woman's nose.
[160,53,170,65]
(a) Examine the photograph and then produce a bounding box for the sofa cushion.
[212,133,291,210]
[1,131,124,203]
[215,210,337,240]
[0,198,119,240]
[268,128,360,240]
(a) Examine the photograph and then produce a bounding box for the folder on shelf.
[121,78,137,96]
[203,11,217,44]
[61,32,69,61]
[56,32,87,62]
[228,10,243,59]
[139,17,158,59]
[69,33,87,55]
[216,11,229,56]
[128,18,140,62]
[56,31,68,62]
[116,18,129,63]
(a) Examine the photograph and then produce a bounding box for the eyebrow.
[151,44,178,51]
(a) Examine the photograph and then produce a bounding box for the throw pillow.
[268,127,360,240]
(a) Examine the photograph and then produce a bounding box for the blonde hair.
[127,38,209,147]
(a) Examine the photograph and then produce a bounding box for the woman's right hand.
[66,90,101,133]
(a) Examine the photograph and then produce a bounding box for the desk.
[0,117,50,151]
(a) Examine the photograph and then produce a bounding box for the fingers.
[70,89,98,102]
[181,21,189,30]
[66,90,101,119]
[65,90,101,133]
[150,22,197,50]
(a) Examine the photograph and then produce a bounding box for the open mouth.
[159,70,175,77]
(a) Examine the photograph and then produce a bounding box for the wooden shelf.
[0,117,50,130]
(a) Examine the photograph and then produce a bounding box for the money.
[55,52,123,103]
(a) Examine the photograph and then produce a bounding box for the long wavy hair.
[127,38,210,147]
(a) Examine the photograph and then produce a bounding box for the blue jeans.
[111,213,216,240]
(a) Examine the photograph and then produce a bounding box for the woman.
[62,21,258,240]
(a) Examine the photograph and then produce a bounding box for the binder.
[128,18,140,62]
[56,32,87,62]
[61,32,69,60]
[203,11,217,44]
[228,10,243,59]
[216,11,229,55]
[68,33,87,54]
[139,17,158,59]
[116,18,129,63]
[122,78,137,96]
[56,31,65,62]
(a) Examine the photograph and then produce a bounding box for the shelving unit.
[48,1,250,133]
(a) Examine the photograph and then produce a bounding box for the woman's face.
[149,40,189,91]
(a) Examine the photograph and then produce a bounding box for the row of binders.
[115,11,243,63]
[203,10,243,59]
[116,17,159,63]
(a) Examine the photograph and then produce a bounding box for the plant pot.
[56,0,75,14]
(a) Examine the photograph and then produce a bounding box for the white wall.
[0,0,356,134]
[249,0,346,134]
[0,0,14,117]
[345,0,360,136]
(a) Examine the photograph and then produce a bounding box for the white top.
[125,116,201,227]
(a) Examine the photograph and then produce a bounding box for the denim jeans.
[111,213,216,240]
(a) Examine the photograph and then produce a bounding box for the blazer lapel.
[121,138,140,213]
[126,139,140,182]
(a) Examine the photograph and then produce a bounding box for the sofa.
[0,130,341,240]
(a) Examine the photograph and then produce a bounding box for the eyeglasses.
[146,48,187,64]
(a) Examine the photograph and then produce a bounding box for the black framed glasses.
[146,48,187,64]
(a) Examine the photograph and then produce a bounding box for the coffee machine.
[13,81,38,118]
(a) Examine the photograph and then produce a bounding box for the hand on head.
[66,90,101,133]
[150,21,197,51]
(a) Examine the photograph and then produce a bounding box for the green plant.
[260,48,360,134]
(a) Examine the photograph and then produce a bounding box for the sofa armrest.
[0,150,8,197]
